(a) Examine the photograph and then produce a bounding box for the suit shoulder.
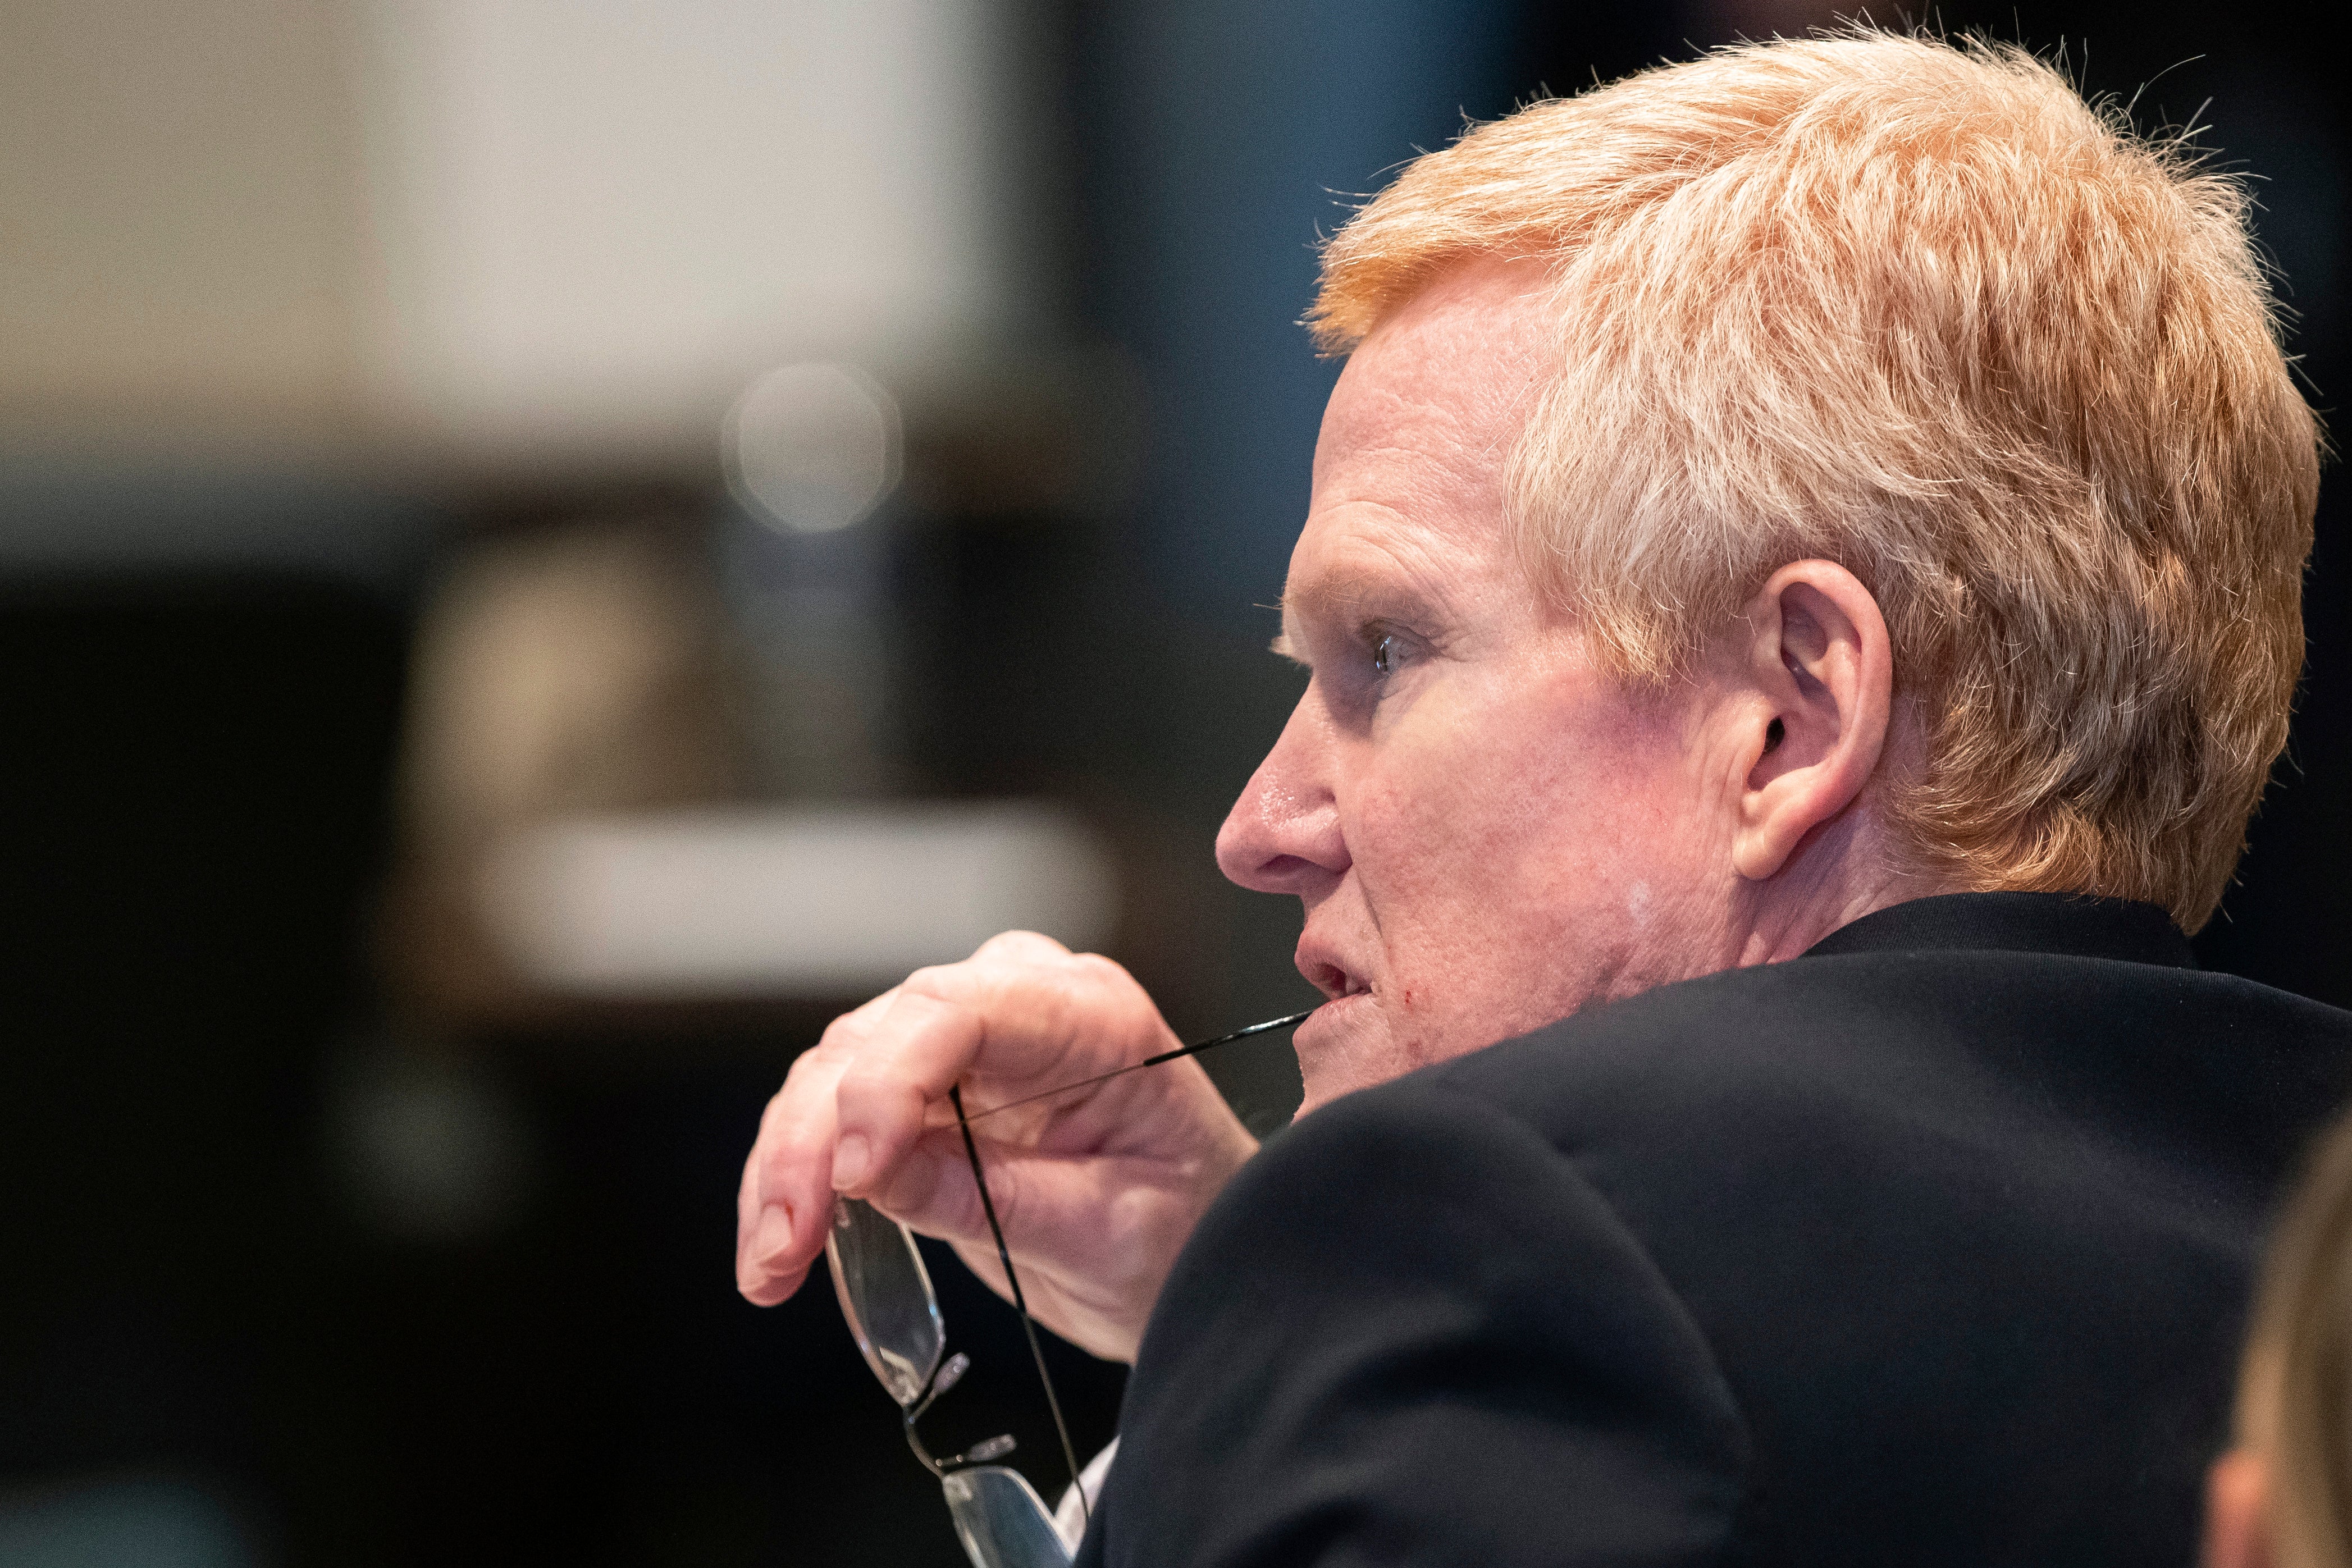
[1407,950,2352,1175]
[1114,1063,1751,1568]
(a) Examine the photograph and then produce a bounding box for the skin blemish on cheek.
[1402,988,1415,1008]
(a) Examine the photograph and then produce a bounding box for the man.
[738,31,2352,1565]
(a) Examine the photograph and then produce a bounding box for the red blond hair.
[1311,31,2320,931]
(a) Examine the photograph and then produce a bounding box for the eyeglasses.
[828,1192,1075,1567]
[824,1009,1314,1568]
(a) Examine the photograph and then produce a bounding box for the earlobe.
[1729,563,1894,883]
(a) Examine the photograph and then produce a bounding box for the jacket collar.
[1802,891,2195,970]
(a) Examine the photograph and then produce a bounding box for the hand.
[735,931,1260,1362]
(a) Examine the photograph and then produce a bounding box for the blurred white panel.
[360,0,1015,458]
[0,0,358,446]
[481,804,1117,996]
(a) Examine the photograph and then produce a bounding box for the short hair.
[2238,1108,2352,1568]
[1310,30,2320,932]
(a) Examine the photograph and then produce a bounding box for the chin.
[1291,993,1414,1117]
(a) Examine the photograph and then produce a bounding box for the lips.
[1298,948,1372,1003]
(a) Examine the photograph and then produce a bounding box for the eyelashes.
[1278,616,1433,696]
[1364,622,1430,682]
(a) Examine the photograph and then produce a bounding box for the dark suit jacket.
[1076,893,2352,1567]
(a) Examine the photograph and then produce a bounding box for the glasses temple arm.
[958,1009,1318,1127]
[951,1082,1090,1530]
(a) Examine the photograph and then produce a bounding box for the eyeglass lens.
[826,1194,944,1407]
[820,1012,1313,1566]
[944,1466,1076,1568]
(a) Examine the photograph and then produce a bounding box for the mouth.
[1302,959,1373,1004]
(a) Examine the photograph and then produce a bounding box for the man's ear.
[1730,561,1893,882]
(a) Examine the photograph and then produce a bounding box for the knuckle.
[780,1045,847,1100]
[812,1016,867,1058]
[834,1060,920,1125]
[831,1056,884,1105]
[1075,950,1133,986]
[978,929,1064,960]
[901,963,961,998]
[811,985,899,1054]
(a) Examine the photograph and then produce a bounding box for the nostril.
[1216,802,1347,893]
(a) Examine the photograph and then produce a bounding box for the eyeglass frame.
[823,1009,1316,1566]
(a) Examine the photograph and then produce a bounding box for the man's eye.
[1372,633,1399,676]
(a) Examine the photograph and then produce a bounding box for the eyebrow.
[1267,580,1358,663]
[1276,572,1384,626]
[1269,567,1445,661]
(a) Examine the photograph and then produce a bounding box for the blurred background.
[0,1,2342,1562]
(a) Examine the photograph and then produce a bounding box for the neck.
[1732,810,1950,967]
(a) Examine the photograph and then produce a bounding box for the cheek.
[1345,671,1695,1034]
[1351,688,1618,951]
[1359,689,1609,886]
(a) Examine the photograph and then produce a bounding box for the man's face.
[1215,260,1743,1112]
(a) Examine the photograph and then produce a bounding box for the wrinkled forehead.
[1299,257,1557,591]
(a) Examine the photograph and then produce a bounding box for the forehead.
[1293,258,1554,609]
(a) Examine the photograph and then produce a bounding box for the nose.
[1216,688,1348,895]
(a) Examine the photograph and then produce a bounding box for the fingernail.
[751,1204,792,1264]
[832,1133,871,1192]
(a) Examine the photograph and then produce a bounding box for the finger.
[867,1123,1157,1258]
[829,989,987,1199]
[735,989,899,1303]
[737,941,1083,1302]
[874,1126,1192,1315]
[963,929,1075,965]
[896,944,1172,1090]
[736,1049,848,1302]
[866,1123,1040,1256]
